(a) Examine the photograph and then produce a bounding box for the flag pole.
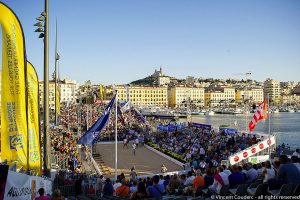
[115,91,118,180]
[268,93,271,158]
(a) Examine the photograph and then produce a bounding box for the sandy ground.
[95,142,183,178]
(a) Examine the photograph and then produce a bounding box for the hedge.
[147,142,186,163]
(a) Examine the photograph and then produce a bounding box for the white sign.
[248,155,270,164]
[229,136,275,165]
[4,171,52,200]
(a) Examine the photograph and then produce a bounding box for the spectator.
[115,178,130,197]
[35,188,50,200]
[131,182,147,200]
[147,175,165,197]
[277,155,300,184]
[262,161,275,183]
[193,169,204,190]
[113,176,122,190]
[228,165,244,188]
[166,174,181,194]
[130,181,138,193]
[291,156,300,172]
[209,166,229,194]
[245,163,258,183]
[103,178,114,196]
[51,189,64,200]
[293,149,300,158]
[184,171,195,186]
[204,168,214,189]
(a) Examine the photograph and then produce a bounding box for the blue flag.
[77,94,116,145]
[133,107,147,125]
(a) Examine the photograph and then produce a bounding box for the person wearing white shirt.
[292,149,300,158]
[184,171,195,186]
[246,165,258,183]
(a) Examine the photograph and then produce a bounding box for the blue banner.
[191,122,212,130]
[219,127,238,134]
[157,124,184,132]
[77,94,116,145]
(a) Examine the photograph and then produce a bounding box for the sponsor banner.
[190,122,211,130]
[248,155,270,164]
[229,136,275,165]
[4,171,52,200]
[99,84,103,100]
[0,2,28,170]
[27,62,41,175]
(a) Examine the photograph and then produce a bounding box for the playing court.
[95,142,183,178]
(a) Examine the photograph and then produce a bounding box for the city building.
[205,87,236,107]
[104,85,168,107]
[39,79,79,111]
[168,85,205,108]
[264,78,281,104]
[235,88,264,105]
[186,76,195,85]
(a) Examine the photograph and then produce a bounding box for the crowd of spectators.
[47,154,300,199]
[150,127,260,167]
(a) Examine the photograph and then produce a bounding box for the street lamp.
[34,0,50,177]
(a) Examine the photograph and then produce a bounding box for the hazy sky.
[1,0,300,85]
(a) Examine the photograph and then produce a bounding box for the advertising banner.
[4,171,52,200]
[0,2,28,170]
[190,122,211,130]
[27,62,41,175]
[229,136,275,165]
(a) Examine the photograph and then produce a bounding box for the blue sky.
[1,0,300,85]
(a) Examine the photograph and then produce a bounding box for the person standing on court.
[132,143,137,156]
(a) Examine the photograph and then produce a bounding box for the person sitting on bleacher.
[115,178,130,197]
[208,166,229,194]
[147,175,165,197]
[245,163,258,183]
[277,155,300,184]
[228,165,244,188]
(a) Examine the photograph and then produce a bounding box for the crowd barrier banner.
[0,2,28,170]
[190,122,211,130]
[4,171,52,200]
[229,136,276,165]
[27,62,41,175]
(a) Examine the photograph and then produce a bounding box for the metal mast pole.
[268,93,271,157]
[115,92,118,180]
[54,19,58,125]
[43,0,51,176]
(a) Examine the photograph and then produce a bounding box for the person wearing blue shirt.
[228,165,244,188]
[147,175,165,197]
[103,178,114,196]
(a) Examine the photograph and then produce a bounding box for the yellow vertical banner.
[56,83,60,120]
[99,84,103,100]
[27,62,41,174]
[0,3,28,169]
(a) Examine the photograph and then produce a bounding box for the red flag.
[249,99,267,132]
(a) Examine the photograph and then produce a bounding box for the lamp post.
[34,0,50,176]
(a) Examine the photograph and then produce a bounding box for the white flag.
[120,101,131,113]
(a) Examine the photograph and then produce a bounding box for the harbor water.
[179,112,300,150]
